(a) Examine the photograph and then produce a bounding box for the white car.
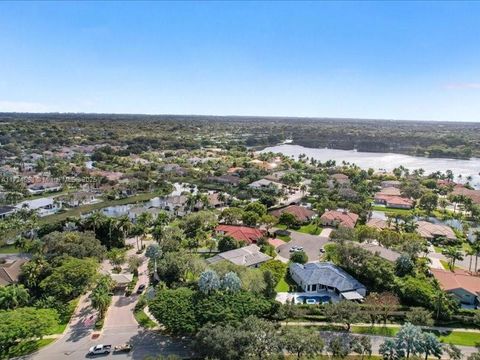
[88,344,112,356]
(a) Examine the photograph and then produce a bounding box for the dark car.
[136,284,146,294]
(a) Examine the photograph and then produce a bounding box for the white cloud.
[0,100,54,112]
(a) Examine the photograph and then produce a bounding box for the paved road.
[277,228,332,262]
[21,239,191,360]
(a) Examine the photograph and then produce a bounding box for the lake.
[261,145,480,189]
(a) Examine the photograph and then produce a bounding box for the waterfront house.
[416,221,457,242]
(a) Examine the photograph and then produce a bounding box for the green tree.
[149,287,197,334]
[217,235,240,252]
[0,285,30,310]
[41,231,106,260]
[405,307,434,326]
[279,212,299,229]
[244,202,267,217]
[0,307,58,356]
[40,257,98,301]
[280,326,324,359]
[242,211,260,227]
[290,250,308,264]
[442,246,464,270]
[419,192,439,214]
[324,301,362,331]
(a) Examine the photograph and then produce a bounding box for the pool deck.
[276,291,340,304]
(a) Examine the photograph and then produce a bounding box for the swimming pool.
[296,295,331,304]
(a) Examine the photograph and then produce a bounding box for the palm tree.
[0,284,30,309]
[442,246,464,271]
[136,212,153,249]
[90,286,111,318]
[84,211,106,234]
[117,215,133,241]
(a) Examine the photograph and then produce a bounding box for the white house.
[15,197,61,217]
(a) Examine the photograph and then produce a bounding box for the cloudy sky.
[0,1,479,121]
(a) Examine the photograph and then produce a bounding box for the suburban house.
[27,182,62,195]
[206,244,271,268]
[0,206,16,219]
[0,258,28,286]
[207,175,241,186]
[248,178,282,190]
[354,242,401,262]
[431,268,480,306]
[215,225,266,244]
[15,197,61,217]
[380,180,401,189]
[269,205,316,223]
[290,262,366,300]
[206,192,226,208]
[366,218,390,230]
[328,173,350,188]
[60,191,99,207]
[416,221,457,242]
[320,209,359,229]
[374,186,413,209]
[376,187,402,196]
[158,195,189,216]
[451,186,480,205]
[226,167,244,175]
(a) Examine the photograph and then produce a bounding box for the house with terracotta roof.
[431,268,480,306]
[215,225,266,244]
[377,187,402,196]
[0,258,28,286]
[319,210,358,229]
[374,193,414,209]
[269,205,316,223]
[451,186,480,205]
[206,244,271,268]
[328,173,350,188]
[366,218,390,230]
[416,221,457,242]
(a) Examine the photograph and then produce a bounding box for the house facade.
[290,262,366,300]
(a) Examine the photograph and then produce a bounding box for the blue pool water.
[296,295,331,304]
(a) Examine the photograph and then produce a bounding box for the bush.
[290,251,308,264]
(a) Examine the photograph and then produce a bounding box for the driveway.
[276,228,332,262]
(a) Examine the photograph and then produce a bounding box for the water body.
[261,145,480,189]
[100,182,197,218]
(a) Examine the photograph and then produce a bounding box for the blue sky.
[0,1,479,121]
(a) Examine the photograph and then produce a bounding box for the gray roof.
[290,262,365,292]
[207,244,271,267]
[354,242,401,262]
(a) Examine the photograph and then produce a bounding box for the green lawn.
[134,308,157,329]
[0,244,20,254]
[275,276,290,292]
[7,338,56,358]
[439,259,460,271]
[297,223,322,235]
[429,330,480,347]
[277,234,291,242]
[351,326,400,337]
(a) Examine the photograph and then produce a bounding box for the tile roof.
[320,210,358,228]
[206,244,271,267]
[452,186,480,205]
[269,205,316,223]
[374,194,414,208]
[0,259,27,286]
[215,225,265,244]
[416,221,457,240]
[431,268,480,296]
[366,218,389,230]
[290,262,365,292]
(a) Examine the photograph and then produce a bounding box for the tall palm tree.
[84,211,106,234]
[442,246,464,271]
[137,212,153,249]
[117,215,133,242]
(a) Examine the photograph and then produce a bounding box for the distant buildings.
[15,197,60,217]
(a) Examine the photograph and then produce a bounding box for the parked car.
[114,343,132,353]
[137,284,146,294]
[289,246,304,252]
[88,344,112,356]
